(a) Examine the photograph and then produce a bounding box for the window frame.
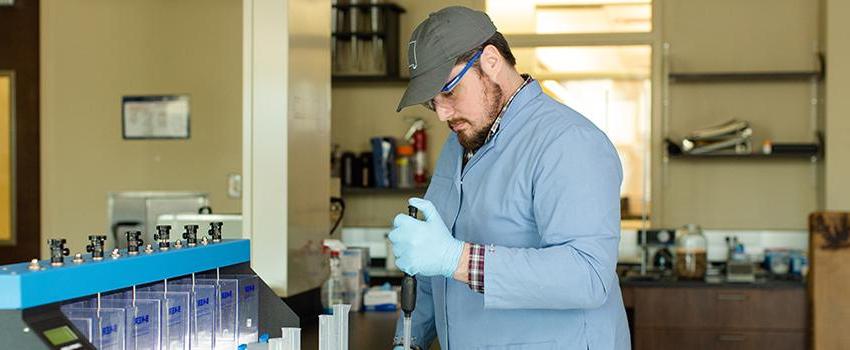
[487,0,664,228]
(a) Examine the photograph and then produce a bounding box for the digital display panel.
[43,325,78,345]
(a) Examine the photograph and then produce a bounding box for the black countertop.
[297,278,804,349]
[619,275,806,289]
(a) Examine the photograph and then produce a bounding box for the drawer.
[635,329,806,350]
[634,288,717,328]
[634,287,806,330]
[713,289,806,330]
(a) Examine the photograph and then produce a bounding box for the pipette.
[401,205,418,350]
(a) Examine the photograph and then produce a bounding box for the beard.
[454,77,504,151]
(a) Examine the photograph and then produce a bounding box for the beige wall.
[41,0,243,255]
[337,0,825,230]
[332,0,483,227]
[825,0,850,211]
[657,0,821,229]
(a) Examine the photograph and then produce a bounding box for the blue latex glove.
[388,198,464,277]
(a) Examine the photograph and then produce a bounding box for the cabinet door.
[635,329,806,350]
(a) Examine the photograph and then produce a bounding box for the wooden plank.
[810,212,850,350]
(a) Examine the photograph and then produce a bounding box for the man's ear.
[479,44,502,82]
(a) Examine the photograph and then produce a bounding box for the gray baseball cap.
[396,6,497,112]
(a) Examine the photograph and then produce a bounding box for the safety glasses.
[422,50,483,112]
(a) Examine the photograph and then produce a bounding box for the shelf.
[332,32,386,39]
[332,3,406,12]
[668,71,822,83]
[668,151,820,160]
[332,75,409,84]
[341,186,426,196]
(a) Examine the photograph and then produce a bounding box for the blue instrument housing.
[0,239,250,310]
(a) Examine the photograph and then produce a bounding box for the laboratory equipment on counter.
[126,231,144,255]
[725,238,755,283]
[154,225,172,251]
[107,191,209,250]
[48,238,71,267]
[183,225,199,247]
[209,222,223,243]
[674,224,708,280]
[317,305,350,350]
[363,284,398,311]
[0,235,298,350]
[321,252,345,314]
[340,248,368,311]
[157,214,243,240]
[86,235,107,261]
[652,246,673,273]
[400,206,418,350]
[636,228,676,276]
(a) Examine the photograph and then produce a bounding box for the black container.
[340,152,358,187]
[359,152,373,187]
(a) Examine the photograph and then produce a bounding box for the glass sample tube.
[235,275,260,345]
[61,307,126,350]
[134,291,191,350]
[144,283,216,350]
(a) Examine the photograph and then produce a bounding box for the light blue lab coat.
[393,81,630,350]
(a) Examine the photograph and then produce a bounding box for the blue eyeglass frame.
[441,50,483,93]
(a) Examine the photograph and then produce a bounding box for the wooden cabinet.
[629,286,807,350]
[636,329,806,350]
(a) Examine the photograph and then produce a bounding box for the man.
[388,6,630,350]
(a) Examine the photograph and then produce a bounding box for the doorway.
[0,0,41,264]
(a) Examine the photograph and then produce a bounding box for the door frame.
[0,0,40,264]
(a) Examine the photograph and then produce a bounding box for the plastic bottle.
[396,145,414,189]
[321,251,345,314]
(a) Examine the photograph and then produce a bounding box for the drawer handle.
[717,293,747,301]
[718,334,746,342]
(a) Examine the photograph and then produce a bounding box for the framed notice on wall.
[122,95,190,139]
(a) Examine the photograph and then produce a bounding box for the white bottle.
[321,251,345,313]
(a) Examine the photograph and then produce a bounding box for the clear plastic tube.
[403,316,412,350]
[332,304,351,350]
[281,327,301,350]
[318,314,334,350]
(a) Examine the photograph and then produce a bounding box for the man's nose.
[433,98,453,121]
[436,108,451,122]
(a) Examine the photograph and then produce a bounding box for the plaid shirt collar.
[464,74,534,162]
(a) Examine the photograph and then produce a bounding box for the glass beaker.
[675,224,708,280]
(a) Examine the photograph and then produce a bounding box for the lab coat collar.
[457,79,543,178]
[489,79,542,148]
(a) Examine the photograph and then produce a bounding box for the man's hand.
[388,198,465,277]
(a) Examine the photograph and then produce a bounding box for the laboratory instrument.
[400,205,418,350]
[0,230,298,349]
